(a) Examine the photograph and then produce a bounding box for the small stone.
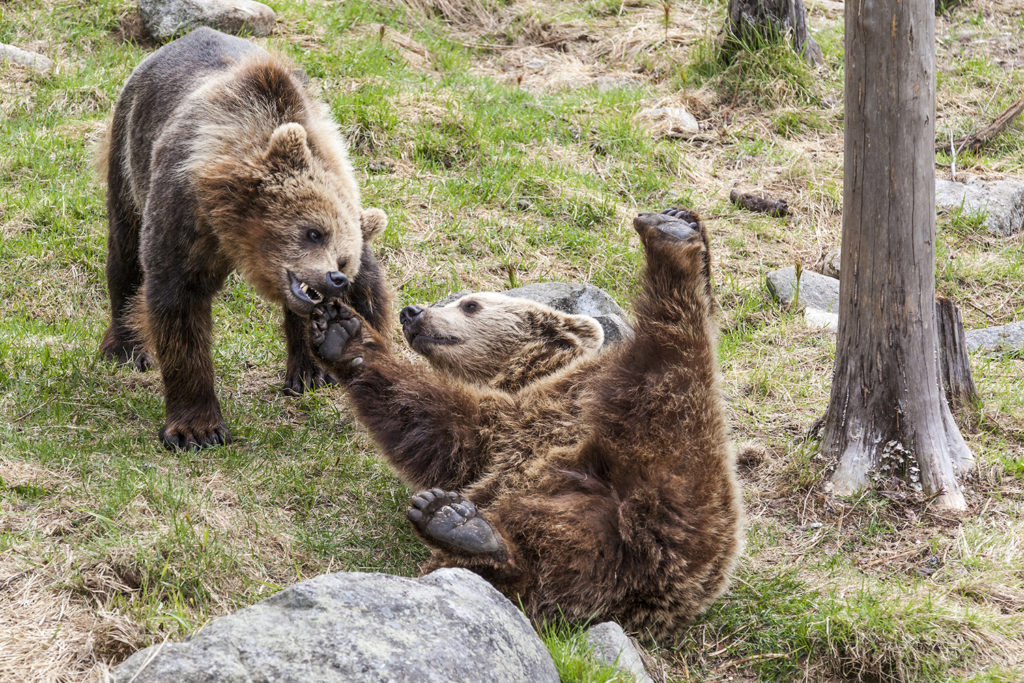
[0,43,54,74]
[366,160,393,174]
[593,75,642,92]
[635,106,699,139]
[139,0,276,41]
[804,307,838,331]
[766,266,840,313]
[109,568,559,682]
[965,320,1024,355]
[586,622,653,683]
[818,245,841,278]
[935,175,1024,237]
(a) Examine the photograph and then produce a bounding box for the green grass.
[1,0,1023,680]
[541,621,634,682]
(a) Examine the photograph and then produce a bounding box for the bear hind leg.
[630,209,714,332]
[100,169,151,371]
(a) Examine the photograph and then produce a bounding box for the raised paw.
[159,418,231,451]
[634,210,702,245]
[407,488,503,555]
[309,300,363,365]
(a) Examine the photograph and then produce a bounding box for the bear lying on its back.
[310,209,743,638]
[99,27,392,450]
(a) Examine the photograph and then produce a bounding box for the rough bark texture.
[727,0,824,65]
[817,0,972,510]
[936,297,979,410]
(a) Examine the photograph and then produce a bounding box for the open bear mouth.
[406,331,460,347]
[288,271,325,305]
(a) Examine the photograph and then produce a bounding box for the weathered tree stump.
[727,0,824,65]
[936,297,979,410]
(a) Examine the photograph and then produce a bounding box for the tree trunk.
[816,0,972,510]
[936,297,979,411]
[727,0,824,65]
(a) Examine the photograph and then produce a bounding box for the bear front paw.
[310,300,364,369]
[159,418,231,451]
[407,488,503,555]
[283,362,337,396]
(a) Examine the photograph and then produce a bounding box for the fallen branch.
[729,189,789,217]
[937,97,1024,154]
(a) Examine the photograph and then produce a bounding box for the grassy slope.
[1,0,1022,680]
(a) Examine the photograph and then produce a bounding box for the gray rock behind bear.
[139,0,276,41]
[504,282,632,346]
[434,282,633,348]
[107,568,559,683]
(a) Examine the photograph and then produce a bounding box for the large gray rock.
[965,321,1024,355]
[434,282,633,348]
[935,176,1024,236]
[586,622,653,683]
[503,281,632,347]
[0,43,54,74]
[766,266,840,313]
[108,568,559,683]
[139,0,276,41]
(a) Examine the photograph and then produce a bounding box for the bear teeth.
[300,282,324,304]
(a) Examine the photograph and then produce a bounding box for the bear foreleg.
[147,290,231,450]
[282,308,337,395]
[309,301,509,490]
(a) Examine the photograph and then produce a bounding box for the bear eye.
[306,228,324,245]
[460,300,480,314]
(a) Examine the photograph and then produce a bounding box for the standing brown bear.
[309,209,743,638]
[99,27,391,450]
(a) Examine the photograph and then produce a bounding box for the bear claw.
[159,422,232,451]
[407,489,502,555]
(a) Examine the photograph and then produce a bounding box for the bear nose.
[323,271,350,296]
[400,305,424,326]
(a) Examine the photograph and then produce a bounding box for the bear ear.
[562,313,605,352]
[361,208,387,242]
[266,122,311,169]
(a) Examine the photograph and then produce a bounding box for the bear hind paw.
[407,489,504,555]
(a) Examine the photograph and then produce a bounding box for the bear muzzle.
[287,270,351,314]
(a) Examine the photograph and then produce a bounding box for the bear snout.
[400,305,424,327]
[322,271,351,297]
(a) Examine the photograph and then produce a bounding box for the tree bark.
[936,297,979,411]
[816,0,972,510]
[727,0,824,65]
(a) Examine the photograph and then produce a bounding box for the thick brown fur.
[99,27,392,450]
[310,209,743,639]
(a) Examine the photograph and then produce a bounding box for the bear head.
[399,292,604,388]
[196,122,387,316]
